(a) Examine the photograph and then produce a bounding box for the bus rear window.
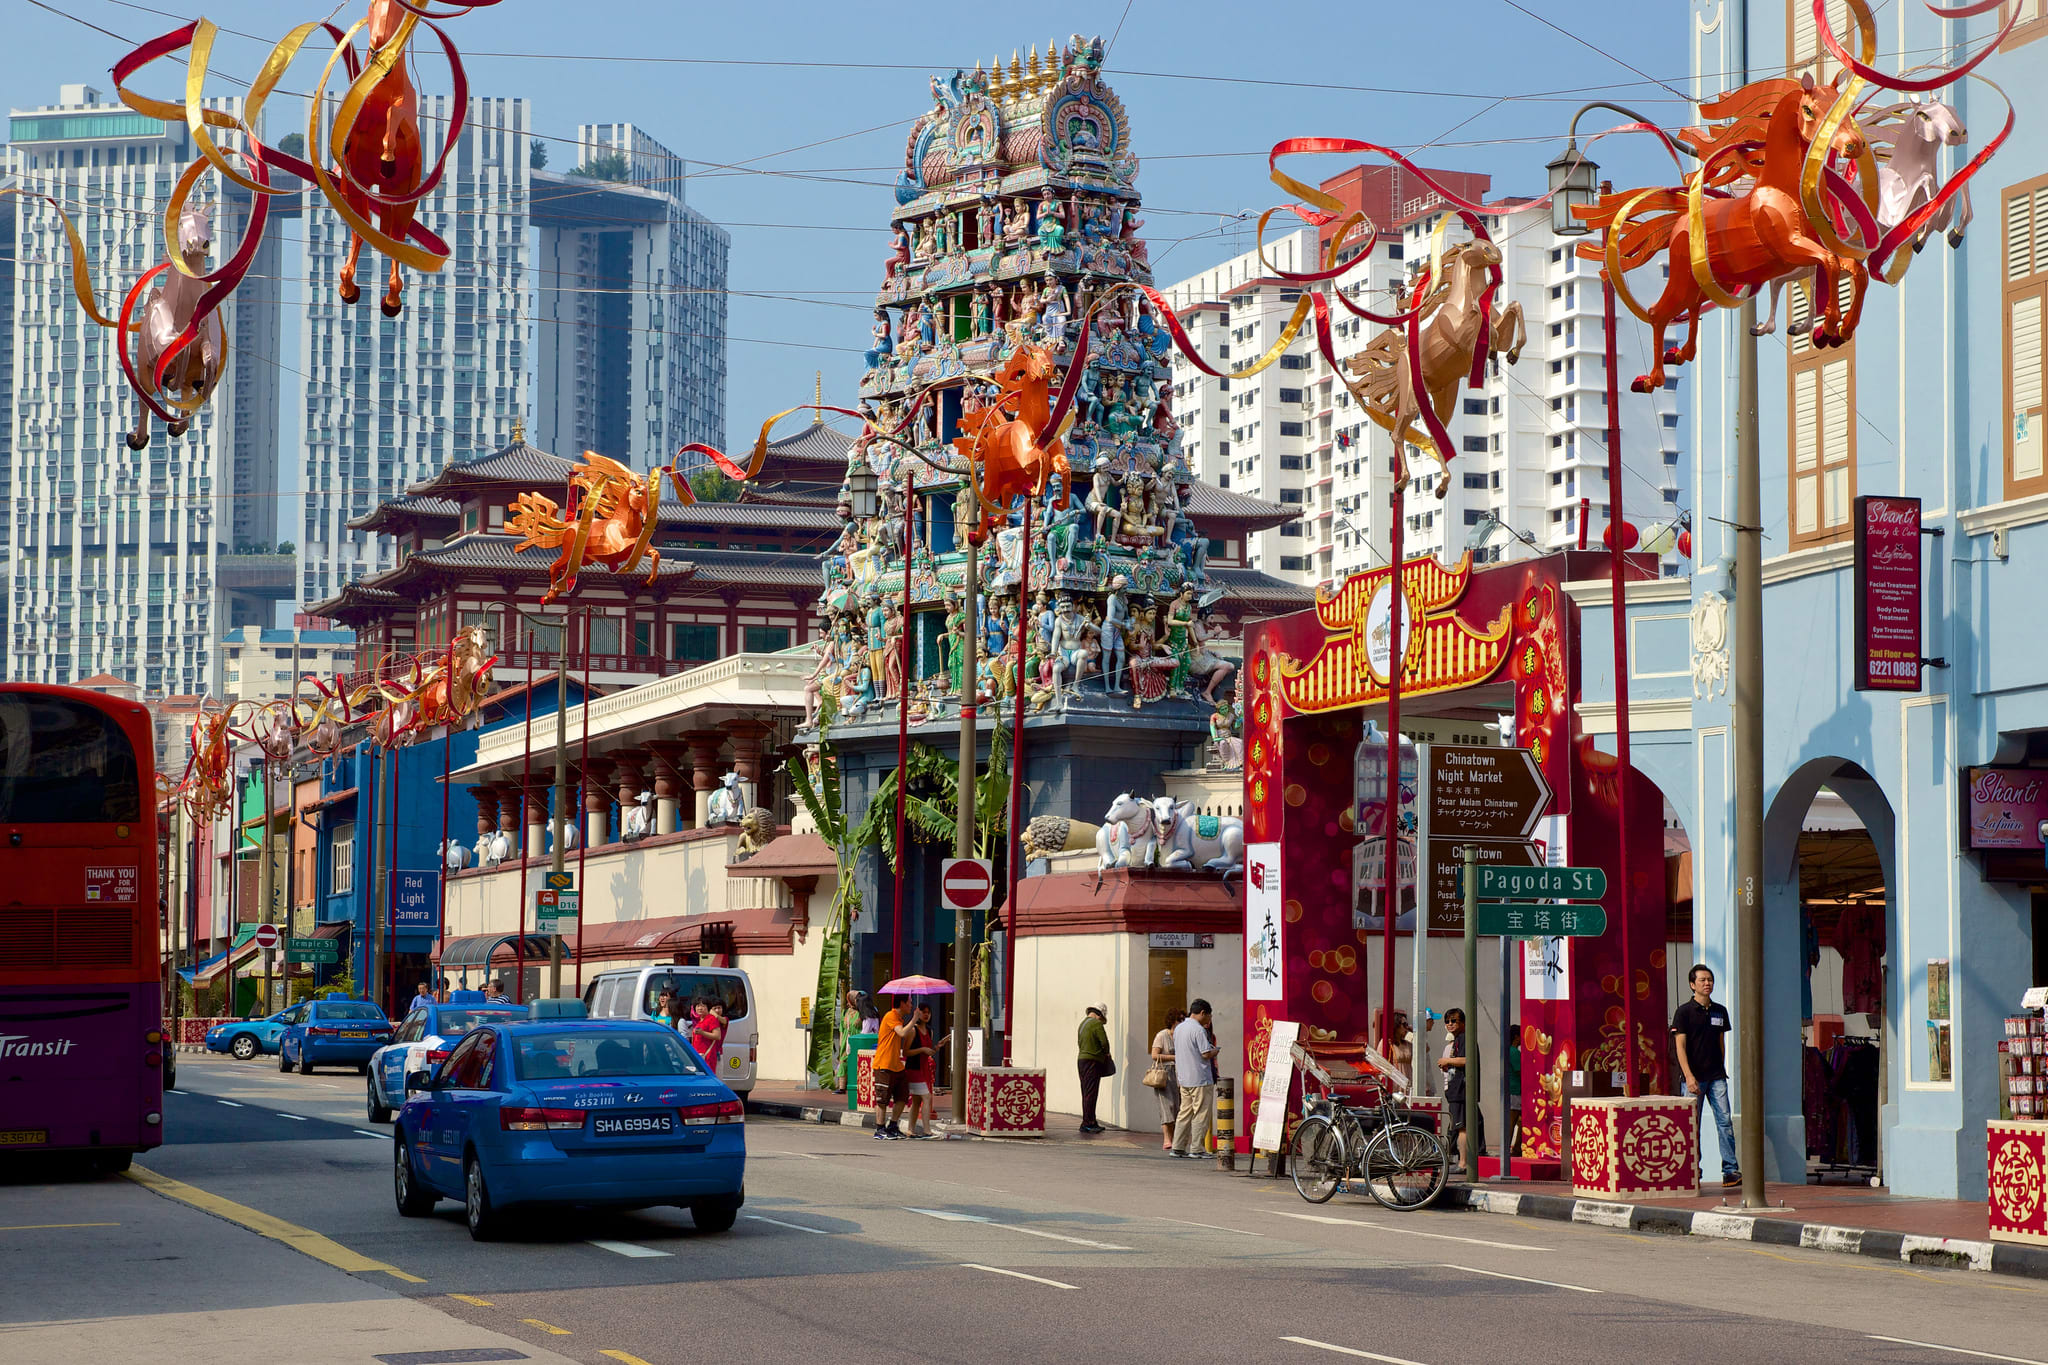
[0,696,141,824]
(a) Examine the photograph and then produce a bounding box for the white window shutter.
[2014,293,2045,482]
[1794,367,1820,534]
[1821,358,1852,528]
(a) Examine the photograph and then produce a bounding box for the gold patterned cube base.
[1989,1119,2048,1245]
[1569,1096,1700,1200]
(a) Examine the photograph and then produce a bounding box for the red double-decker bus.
[0,684,166,1169]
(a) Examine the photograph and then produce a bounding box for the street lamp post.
[516,608,572,1003]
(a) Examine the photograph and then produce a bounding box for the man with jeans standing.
[1170,999,1219,1159]
[1672,963,1739,1187]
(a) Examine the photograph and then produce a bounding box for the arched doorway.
[1761,759,1895,1186]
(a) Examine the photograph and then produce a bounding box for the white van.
[582,966,758,1096]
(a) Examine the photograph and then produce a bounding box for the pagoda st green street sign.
[1473,903,1608,937]
[285,936,339,964]
[1476,864,1607,901]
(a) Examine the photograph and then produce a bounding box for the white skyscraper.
[297,95,532,607]
[533,123,730,468]
[5,84,286,694]
[1165,199,1685,591]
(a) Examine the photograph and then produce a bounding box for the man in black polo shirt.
[1672,963,1738,1187]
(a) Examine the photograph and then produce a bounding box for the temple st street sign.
[286,936,339,964]
[1473,903,1609,937]
[1476,864,1607,901]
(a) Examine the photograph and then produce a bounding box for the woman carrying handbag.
[1144,1008,1185,1150]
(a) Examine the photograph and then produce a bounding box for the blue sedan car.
[393,1020,745,1240]
[279,998,393,1075]
[366,997,528,1123]
[205,1008,293,1061]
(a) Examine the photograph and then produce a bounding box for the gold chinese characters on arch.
[1277,550,1511,714]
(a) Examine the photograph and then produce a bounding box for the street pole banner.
[1853,494,1923,692]
[1245,843,1283,1001]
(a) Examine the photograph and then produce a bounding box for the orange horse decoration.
[333,0,428,317]
[507,453,669,604]
[1577,0,2015,393]
[953,345,1070,542]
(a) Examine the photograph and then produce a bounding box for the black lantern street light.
[846,458,880,522]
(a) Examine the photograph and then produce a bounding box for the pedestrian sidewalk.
[743,1080,2047,1279]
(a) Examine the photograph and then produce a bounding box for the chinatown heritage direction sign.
[1423,745,1551,841]
[1473,902,1608,938]
[1422,838,1543,932]
[1853,494,1925,692]
[286,936,339,964]
[1477,864,1607,902]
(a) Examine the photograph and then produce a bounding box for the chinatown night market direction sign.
[1425,745,1551,841]
[1474,903,1608,938]
[1477,864,1607,901]
[286,936,339,964]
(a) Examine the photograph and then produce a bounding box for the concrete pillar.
[522,785,548,860]
[583,757,613,849]
[729,722,766,811]
[648,741,689,835]
[473,786,500,843]
[614,751,648,837]
[686,732,724,828]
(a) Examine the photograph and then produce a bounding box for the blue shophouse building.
[308,677,586,1013]
[1563,2,2048,1199]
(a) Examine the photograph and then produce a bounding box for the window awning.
[181,938,262,985]
[432,932,559,969]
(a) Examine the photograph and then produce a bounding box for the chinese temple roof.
[1182,480,1300,533]
[347,492,461,535]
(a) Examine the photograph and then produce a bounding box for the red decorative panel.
[1989,1120,2048,1246]
[967,1066,1047,1137]
[1569,1097,1697,1199]
[856,1050,876,1110]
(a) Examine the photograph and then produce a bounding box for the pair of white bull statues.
[1021,793,1245,874]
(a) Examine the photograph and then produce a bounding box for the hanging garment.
[1801,907,1820,1022]
[1803,1045,1836,1160]
[1834,903,1885,1018]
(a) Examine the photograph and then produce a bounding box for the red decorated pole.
[1381,475,1404,1062]
[1602,268,1638,1097]
[516,650,532,1002]
[437,634,453,976]
[575,612,593,998]
[1002,493,1032,1065]
[892,470,915,979]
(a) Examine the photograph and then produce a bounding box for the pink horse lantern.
[124,200,227,451]
[335,0,427,317]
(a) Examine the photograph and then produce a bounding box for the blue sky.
[5,0,1689,456]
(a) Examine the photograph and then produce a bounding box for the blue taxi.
[392,1019,745,1240]
[278,997,393,1074]
[366,995,527,1123]
[205,1008,293,1061]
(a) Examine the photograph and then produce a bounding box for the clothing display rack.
[1805,1034,1879,1183]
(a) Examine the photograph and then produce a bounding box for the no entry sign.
[940,858,994,912]
[252,924,280,951]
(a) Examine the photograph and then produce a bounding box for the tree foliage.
[569,151,629,183]
[529,139,548,170]
[688,466,743,503]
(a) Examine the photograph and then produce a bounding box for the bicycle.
[1288,1073,1449,1211]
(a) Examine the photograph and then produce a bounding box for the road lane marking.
[587,1239,672,1258]
[125,1165,415,1280]
[1159,1217,1266,1236]
[1440,1263,1600,1293]
[903,1207,1128,1249]
[746,1214,832,1235]
[1003,1224,1132,1250]
[1282,1338,1429,1364]
[601,1352,658,1365]
[1267,1210,1546,1251]
[383,1269,428,1283]
[0,1223,118,1231]
[356,1129,389,1140]
[961,1263,1076,1290]
[277,1113,307,1121]
[521,1319,572,1335]
[1866,1337,2048,1364]
[216,1100,243,1108]
[448,1294,494,1307]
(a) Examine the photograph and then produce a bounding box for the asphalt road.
[3,1054,2043,1365]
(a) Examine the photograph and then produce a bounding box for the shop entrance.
[1770,764,1893,1186]
[1148,949,1187,1045]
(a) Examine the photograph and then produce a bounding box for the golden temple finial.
[1027,44,1039,79]
[511,416,525,445]
[813,370,824,422]
[1010,49,1022,83]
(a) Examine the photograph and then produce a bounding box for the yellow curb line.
[126,1165,418,1280]
[521,1319,571,1335]
[449,1293,495,1307]
[601,1352,657,1365]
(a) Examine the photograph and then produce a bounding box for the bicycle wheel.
[1362,1123,1448,1210]
[1289,1114,1348,1204]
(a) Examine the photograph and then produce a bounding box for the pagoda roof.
[1184,480,1300,534]
[348,492,461,535]
[1206,566,1319,611]
[405,439,571,498]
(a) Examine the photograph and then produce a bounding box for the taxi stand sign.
[535,889,580,934]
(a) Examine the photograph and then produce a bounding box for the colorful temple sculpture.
[815,37,1265,728]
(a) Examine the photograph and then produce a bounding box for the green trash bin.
[845,1031,877,1111]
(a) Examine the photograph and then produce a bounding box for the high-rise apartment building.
[5,84,286,693]
[1165,166,1685,590]
[298,95,532,607]
[220,621,355,704]
[0,174,16,676]
[532,123,730,469]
